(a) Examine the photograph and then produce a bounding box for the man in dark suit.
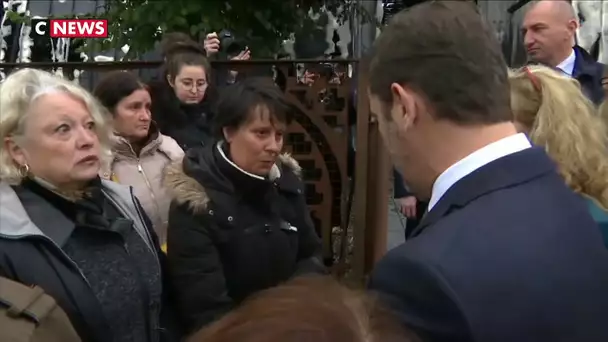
[523,0,606,104]
[366,2,608,342]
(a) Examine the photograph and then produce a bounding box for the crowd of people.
[0,0,608,341]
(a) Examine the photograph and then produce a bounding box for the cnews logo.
[32,19,108,38]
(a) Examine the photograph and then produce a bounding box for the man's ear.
[390,83,418,128]
[4,137,27,167]
[566,18,578,37]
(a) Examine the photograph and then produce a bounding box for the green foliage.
[6,0,376,60]
[5,10,27,24]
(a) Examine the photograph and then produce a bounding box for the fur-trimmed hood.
[164,144,302,214]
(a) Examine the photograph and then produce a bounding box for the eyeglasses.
[179,80,207,92]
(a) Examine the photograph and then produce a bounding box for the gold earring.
[18,163,29,177]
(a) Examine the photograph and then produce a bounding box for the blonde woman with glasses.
[510,65,608,248]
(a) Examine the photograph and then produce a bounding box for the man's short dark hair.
[369,0,511,124]
[212,77,292,139]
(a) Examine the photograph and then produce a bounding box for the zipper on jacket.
[126,143,163,220]
[101,189,162,272]
[136,163,162,215]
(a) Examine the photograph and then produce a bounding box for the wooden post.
[351,58,390,285]
[365,121,389,269]
[352,60,371,285]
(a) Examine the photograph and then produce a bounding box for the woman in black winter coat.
[148,42,217,151]
[164,77,325,334]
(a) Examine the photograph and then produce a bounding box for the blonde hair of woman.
[509,65,608,210]
[599,100,608,129]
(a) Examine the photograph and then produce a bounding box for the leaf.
[190,24,199,37]
[176,16,188,26]
[6,10,29,24]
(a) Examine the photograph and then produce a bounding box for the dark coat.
[573,45,607,105]
[0,180,182,342]
[147,80,216,151]
[369,147,608,342]
[165,143,325,333]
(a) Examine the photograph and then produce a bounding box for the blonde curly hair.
[599,100,608,130]
[509,65,608,210]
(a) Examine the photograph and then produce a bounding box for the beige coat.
[0,277,81,342]
[101,132,184,246]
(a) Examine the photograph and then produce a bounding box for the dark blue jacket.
[369,147,608,342]
[573,45,606,105]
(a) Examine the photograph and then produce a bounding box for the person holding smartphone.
[203,31,251,85]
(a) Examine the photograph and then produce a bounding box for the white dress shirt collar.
[556,49,576,77]
[427,133,532,211]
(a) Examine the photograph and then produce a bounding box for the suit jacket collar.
[573,46,603,80]
[428,134,531,211]
[408,147,556,239]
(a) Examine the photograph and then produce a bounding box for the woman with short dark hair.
[165,77,325,333]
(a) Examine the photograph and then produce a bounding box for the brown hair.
[158,32,211,82]
[189,276,419,342]
[93,71,146,116]
[369,0,511,124]
[163,41,211,82]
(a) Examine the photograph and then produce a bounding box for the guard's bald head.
[523,0,578,67]
[528,0,576,23]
